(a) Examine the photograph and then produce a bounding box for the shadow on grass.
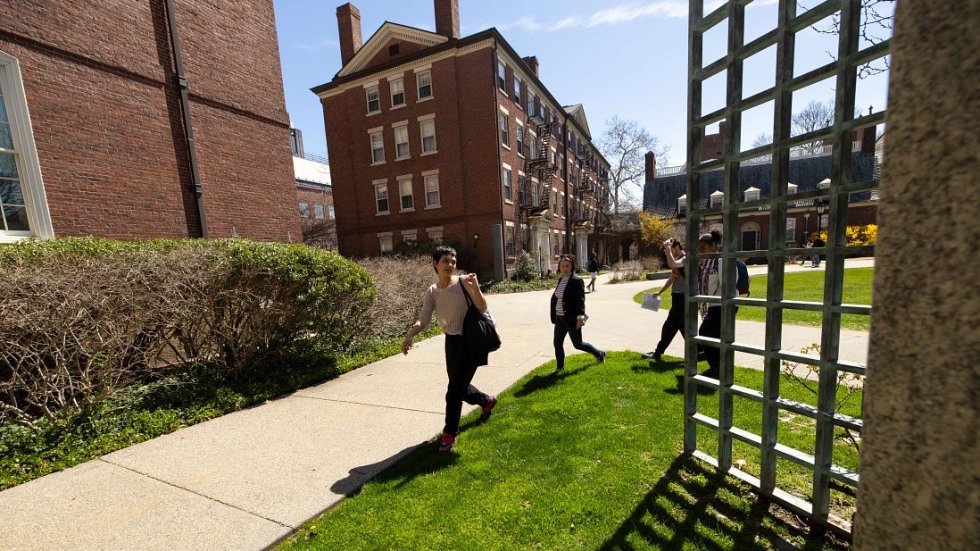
[665,374,717,395]
[599,454,839,550]
[631,356,685,374]
[512,366,586,398]
[332,442,458,496]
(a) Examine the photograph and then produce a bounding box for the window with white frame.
[328,205,335,219]
[514,75,522,107]
[299,201,310,217]
[423,172,440,208]
[427,227,443,242]
[402,230,417,245]
[394,124,410,159]
[744,187,761,202]
[500,112,509,147]
[398,176,413,211]
[505,223,515,257]
[677,194,687,213]
[366,85,380,113]
[314,203,324,219]
[374,182,389,214]
[553,189,558,214]
[369,129,384,163]
[516,123,524,156]
[502,165,512,202]
[0,51,52,240]
[420,117,437,153]
[526,90,535,114]
[710,191,724,208]
[528,133,537,160]
[416,69,432,99]
[518,172,526,204]
[497,60,506,91]
[389,77,405,107]
[786,217,797,243]
[379,233,393,254]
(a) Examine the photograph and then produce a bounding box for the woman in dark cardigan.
[550,255,606,372]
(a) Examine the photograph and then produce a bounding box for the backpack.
[735,258,750,296]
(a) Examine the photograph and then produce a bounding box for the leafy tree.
[638,211,677,248]
[511,250,538,282]
[599,116,670,217]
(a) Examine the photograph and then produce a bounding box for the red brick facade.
[0,0,299,241]
[316,1,610,277]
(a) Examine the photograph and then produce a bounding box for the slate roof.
[643,152,877,215]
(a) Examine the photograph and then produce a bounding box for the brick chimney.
[856,124,877,154]
[337,3,362,66]
[434,0,460,39]
[522,56,539,77]
[645,151,656,182]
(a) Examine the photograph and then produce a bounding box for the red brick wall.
[0,0,299,241]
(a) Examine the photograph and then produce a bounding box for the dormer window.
[788,182,799,194]
[744,187,760,202]
[710,190,724,208]
[678,194,687,214]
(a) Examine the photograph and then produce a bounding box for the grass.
[0,327,443,491]
[634,267,873,331]
[278,352,856,550]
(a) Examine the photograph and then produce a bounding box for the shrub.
[355,255,436,342]
[511,250,539,282]
[0,238,374,427]
[607,260,646,283]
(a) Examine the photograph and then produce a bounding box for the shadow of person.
[330,442,458,497]
[631,356,685,374]
[665,374,716,395]
[511,367,580,398]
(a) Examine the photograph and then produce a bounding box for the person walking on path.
[697,232,724,379]
[811,235,825,267]
[587,251,599,293]
[643,238,687,361]
[550,254,606,373]
[402,246,497,453]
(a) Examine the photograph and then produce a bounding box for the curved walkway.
[0,258,873,550]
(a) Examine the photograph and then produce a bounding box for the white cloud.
[293,38,337,51]
[497,16,543,32]
[587,2,689,27]
[551,15,584,31]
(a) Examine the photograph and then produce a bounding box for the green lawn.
[635,267,873,331]
[279,353,856,550]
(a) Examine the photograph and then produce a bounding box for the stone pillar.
[854,1,979,549]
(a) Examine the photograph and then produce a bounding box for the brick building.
[643,124,880,254]
[0,0,299,243]
[313,0,611,278]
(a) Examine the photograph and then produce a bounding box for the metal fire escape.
[518,105,557,251]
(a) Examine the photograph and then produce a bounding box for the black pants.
[444,334,490,436]
[553,317,602,369]
[698,306,722,376]
[655,292,686,355]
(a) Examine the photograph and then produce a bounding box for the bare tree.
[599,116,670,216]
[752,132,773,149]
[792,100,836,153]
[301,217,337,250]
[803,0,894,77]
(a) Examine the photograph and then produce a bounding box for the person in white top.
[402,246,497,452]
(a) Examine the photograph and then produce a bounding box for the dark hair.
[431,246,457,271]
[709,229,723,244]
[559,254,575,262]
[668,238,684,251]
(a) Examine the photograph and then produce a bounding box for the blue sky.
[273,0,891,166]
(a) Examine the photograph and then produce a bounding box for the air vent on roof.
[389,44,400,56]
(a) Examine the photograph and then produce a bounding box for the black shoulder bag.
[460,283,501,366]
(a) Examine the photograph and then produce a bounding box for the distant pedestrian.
[551,254,605,373]
[811,235,825,267]
[402,246,497,453]
[587,251,599,292]
[643,238,686,361]
[697,231,724,379]
[801,239,812,266]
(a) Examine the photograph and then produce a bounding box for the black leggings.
[443,334,491,436]
[655,292,686,355]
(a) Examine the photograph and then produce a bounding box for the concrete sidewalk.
[0,258,873,550]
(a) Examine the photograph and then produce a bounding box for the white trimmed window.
[527,90,535,114]
[314,203,324,219]
[369,129,384,164]
[379,233,393,254]
[416,69,432,99]
[366,85,380,113]
[328,205,335,219]
[389,78,405,107]
[514,75,522,107]
[516,123,524,157]
[374,182,389,214]
[427,227,443,242]
[786,218,797,243]
[505,222,516,258]
[497,60,506,91]
[402,230,417,245]
[420,117,437,154]
[502,165,512,202]
[299,201,310,217]
[500,112,509,147]
[394,123,410,160]
[710,190,724,208]
[677,194,687,213]
[0,51,52,240]
[423,172,441,208]
[398,176,414,211]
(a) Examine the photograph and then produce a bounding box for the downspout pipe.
[163,0,208,237]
